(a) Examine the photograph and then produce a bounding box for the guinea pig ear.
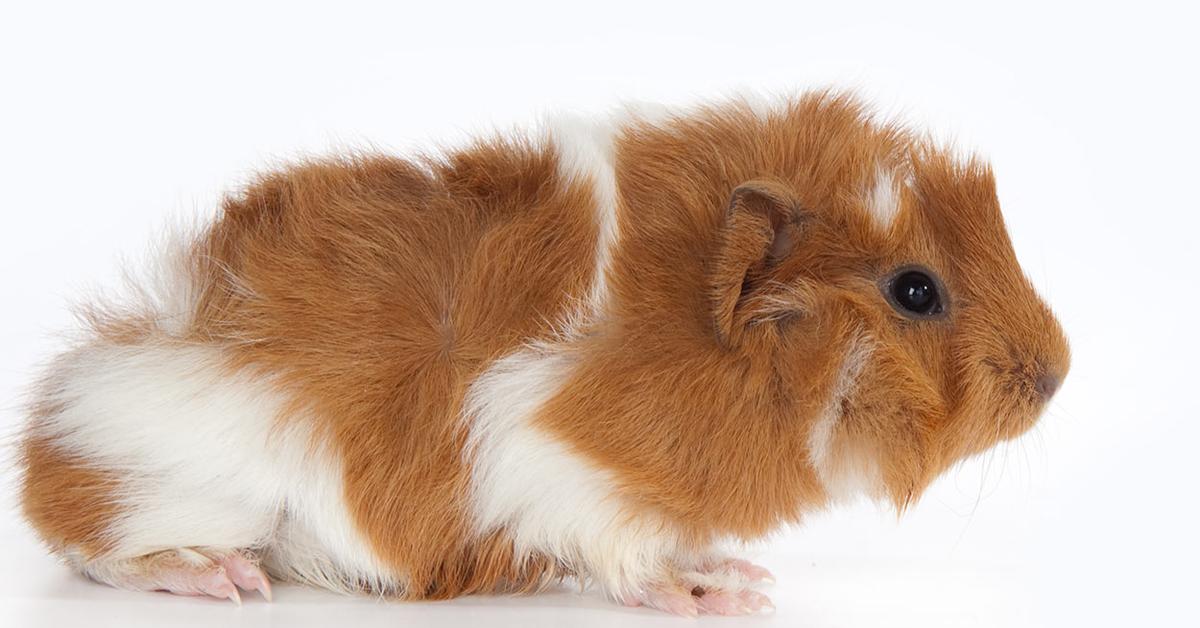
[710,179,802,345]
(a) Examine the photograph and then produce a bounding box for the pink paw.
[622,560,776,617]
[90,548,273,605]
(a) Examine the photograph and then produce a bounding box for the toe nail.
[256,578,274,603]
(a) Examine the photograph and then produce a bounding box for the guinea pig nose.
[1035,373,1061,400]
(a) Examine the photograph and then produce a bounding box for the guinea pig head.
[709,149,1070,512]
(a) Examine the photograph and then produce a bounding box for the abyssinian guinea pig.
[17,91,1069,616]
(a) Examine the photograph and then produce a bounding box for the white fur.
[864,165,903,230]
[539,95,784,323]
[543,112,621,315]
[541,97,775,319]
[463,342,681,598]
[464,113,684,598]
[31,227,400,593]
[807,333,883,502]
[70,225,207,340]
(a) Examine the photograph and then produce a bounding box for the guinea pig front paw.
[621,565,775,617]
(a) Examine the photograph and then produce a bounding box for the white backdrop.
[2,2,1196,627]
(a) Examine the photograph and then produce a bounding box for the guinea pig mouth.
[975,356,1056,436]
[978,345,1056,404]
[1014,373,1048,407]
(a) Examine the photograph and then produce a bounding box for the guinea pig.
[16,91,1069,616]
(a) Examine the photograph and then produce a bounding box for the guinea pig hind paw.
[132,558,243,604]
[84,547,272,604]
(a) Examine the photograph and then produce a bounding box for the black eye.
[885,268,946,318]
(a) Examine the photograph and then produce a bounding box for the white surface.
[1,1,1197,626]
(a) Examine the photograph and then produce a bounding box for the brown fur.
[189,140,599,596]
[18,91,1069,599]
[19,432,123,557]
[531,95,1067,533]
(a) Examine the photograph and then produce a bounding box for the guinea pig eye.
[883,267,947,319]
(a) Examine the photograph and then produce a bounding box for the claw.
[723,558,775,585]
[738,588,774,613]
[694,589,747,615]
[220,554,273,602]
[193,565,241,605]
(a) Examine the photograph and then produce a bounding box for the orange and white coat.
[18,92,1069,616]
